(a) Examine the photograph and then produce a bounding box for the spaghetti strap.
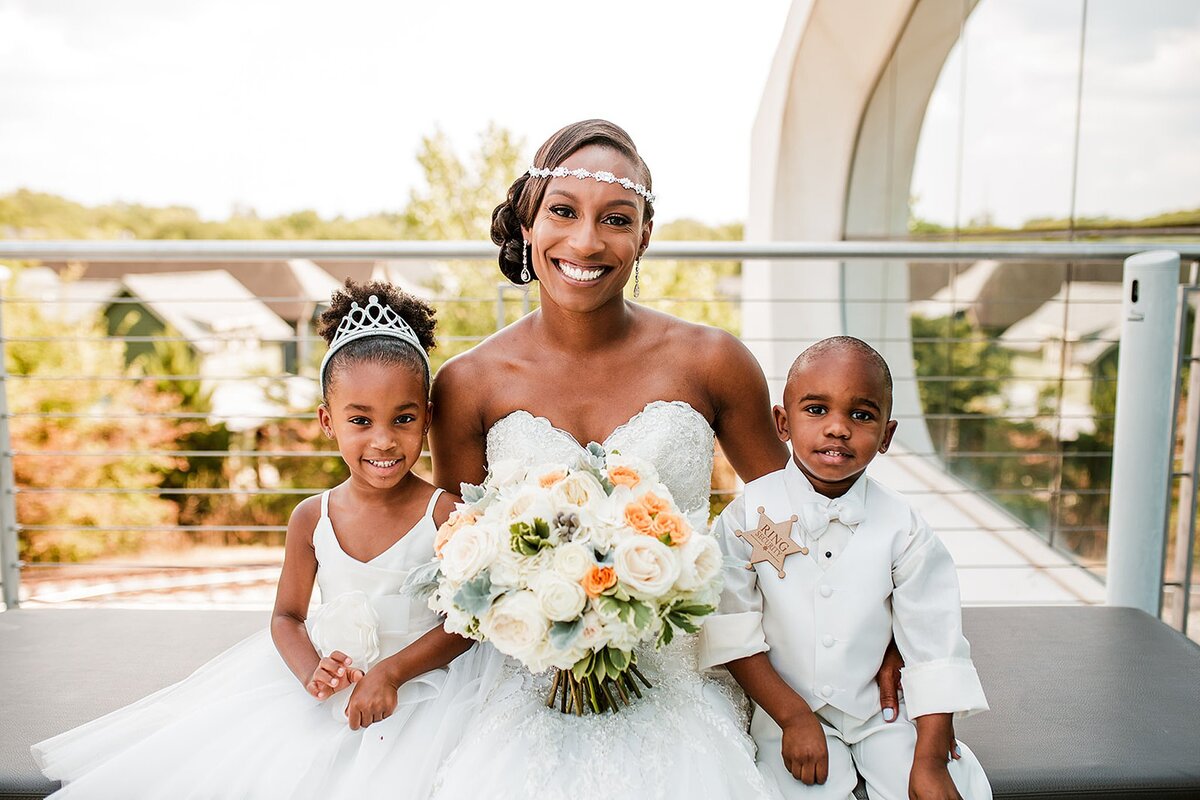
[320,489,331,519]
[423,488,444,521]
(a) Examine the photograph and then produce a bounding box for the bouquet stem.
[548,662,654,715]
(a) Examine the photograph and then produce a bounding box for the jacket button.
[820,684,834,698]
[822,634,835,647]
[819,585,833,598]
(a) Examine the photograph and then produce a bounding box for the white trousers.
[752,703,993,800]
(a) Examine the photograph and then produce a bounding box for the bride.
[428,120,902,798]
[427,119,789,798]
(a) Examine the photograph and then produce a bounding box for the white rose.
[440,525,499,582]
[578,610,611,650]
[307,590,380,669]
[553,541,595,581]
[533,573,588,622]
[675,533,723,592]
[489,546,524,589]
[550,471,608,513]
[613,536,680,600]
[488,459,528,488]
[479,590,549,661]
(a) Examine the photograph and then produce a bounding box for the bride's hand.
[344,669,400,730]
[876,638,903,722]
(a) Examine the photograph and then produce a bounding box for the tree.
[4,270,182,561]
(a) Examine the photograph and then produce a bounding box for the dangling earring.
[633,259,641,298]
[520,240,531,283]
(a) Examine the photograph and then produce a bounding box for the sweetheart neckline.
[487,400,710,453]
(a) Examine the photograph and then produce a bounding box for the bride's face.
[524,145,653,312]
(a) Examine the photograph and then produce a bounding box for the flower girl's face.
[318,360,430,492]
[773,349,897,497]
[524,145,653,313]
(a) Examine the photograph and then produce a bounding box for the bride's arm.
[430,354,489,492]
[705,329,789,481]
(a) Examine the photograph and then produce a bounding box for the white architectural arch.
[745,0,975,454]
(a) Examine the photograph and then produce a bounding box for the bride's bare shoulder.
[639,307,752,367]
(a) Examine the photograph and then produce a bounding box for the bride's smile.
[522,144,651,310]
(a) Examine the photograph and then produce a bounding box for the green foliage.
[4,272,182,561]
[509,518,553,556]
[596,593,654,631]
[649,219,743,333]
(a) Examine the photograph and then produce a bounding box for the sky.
[2,0,1197,229]
[0,0,793,225]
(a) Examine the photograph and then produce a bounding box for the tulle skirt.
[430,637,782,800]
[32,630,500,800]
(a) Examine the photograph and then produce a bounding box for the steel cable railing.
[0,241,1196,635]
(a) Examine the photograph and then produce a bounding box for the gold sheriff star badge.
[735,506,805,578]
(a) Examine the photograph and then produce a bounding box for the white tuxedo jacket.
[699,459,988,721]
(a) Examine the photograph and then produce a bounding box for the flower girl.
[32,281,494,799]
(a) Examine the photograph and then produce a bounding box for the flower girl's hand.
[344,668,399,730]
[780,710,829,786]
[306,651,364,700]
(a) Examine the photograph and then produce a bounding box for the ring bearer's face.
[523,144,653,313]
[773,350,898,498]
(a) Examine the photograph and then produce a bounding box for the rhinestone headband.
[527,165,655,205]
[319,294,430,394]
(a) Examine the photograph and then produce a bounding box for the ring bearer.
[699,337,992,800]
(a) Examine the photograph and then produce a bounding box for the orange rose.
[538,469,568,488]
[582,565,618,598]
[624,503,655,535]
[641,491,670,517]
[608,465,641,489]
[650,512,690,546]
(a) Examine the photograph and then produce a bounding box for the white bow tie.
[797,495,866,540]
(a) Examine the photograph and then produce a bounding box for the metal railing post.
[0,295,21,608]
[1106,250,1181,615]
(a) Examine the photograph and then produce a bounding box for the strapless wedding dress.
[431,401,780,800]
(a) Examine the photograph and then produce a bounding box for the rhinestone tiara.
[319,294,430,394]
[527,165,655,205]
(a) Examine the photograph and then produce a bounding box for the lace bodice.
[485,400,715,519]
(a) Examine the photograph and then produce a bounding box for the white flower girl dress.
[32,488,497,800]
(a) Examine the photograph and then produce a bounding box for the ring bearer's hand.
[306,651,364,700]
[909,755,964,800]
[780,709,829,786]
[344,668,400,730]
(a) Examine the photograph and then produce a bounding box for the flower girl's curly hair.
[491,119,653,287]
[316,279,437,398]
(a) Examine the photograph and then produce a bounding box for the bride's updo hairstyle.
[491,119,654,286]
[316,279,437,399]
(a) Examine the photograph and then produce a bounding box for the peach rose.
[650,512,690,546]
[538,469,568,488]
[434,509,478,556]
[608,465,641,489]
[641,491,670,516]
[624,503,655,535]
[581,565,618,598]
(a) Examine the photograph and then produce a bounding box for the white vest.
[743,468,912,721]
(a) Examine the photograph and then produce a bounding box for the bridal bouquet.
[406,445,723,714]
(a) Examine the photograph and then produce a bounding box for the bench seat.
[2,606,1198,799]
